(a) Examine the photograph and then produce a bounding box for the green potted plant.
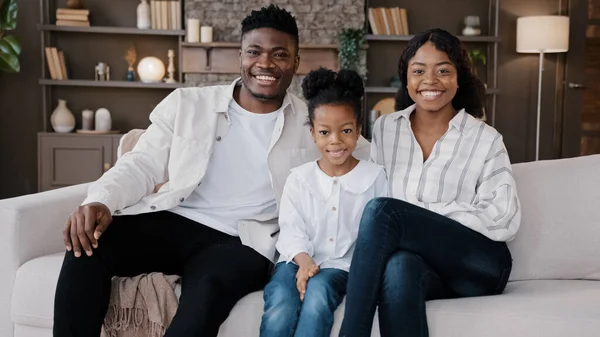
[0,0,20,73]
[338,28,365,74]
[468,49,486,77]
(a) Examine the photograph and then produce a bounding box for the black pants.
[53,211,272,337]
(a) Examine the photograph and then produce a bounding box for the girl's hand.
[293,253,320,301]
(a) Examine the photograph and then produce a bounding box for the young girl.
[339,28,521,337]
[259,67,388,337]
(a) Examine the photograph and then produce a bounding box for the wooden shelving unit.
[39,79,182,89]
[38,24,185,36]
[37,0,185,191]
[39,0,185,132]
[180,42,339,75]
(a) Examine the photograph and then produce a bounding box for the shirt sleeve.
[370,117,383,165]
[373,168,389,198]
[82,89,179,214]
[275,173,314,263]
[423,135,521,242]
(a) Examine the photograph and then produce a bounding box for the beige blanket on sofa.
[101,273,180,337]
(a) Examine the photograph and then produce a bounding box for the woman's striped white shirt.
[371,104,521,242]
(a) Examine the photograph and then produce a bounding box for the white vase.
[81,109,94,130]
[51,99,75,133]
[137,0,151,29]
[95,108,112,132]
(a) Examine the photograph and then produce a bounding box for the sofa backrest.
[508,154,600,281]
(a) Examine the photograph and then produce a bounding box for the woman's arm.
[275,173,314,262]
[421,135,521,242]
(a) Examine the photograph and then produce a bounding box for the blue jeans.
[260,262,348,337]
[339,198,512,337]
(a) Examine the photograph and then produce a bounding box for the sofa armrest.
[0,183,89,336]
[0,183,90,266]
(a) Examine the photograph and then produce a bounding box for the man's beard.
[241,77,282,101]
[249,90,278,101]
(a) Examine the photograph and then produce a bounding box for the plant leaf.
[0,0,18,31]
[1,34,19,54]
[0,47,19,72]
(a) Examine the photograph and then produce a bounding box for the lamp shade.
[516,15,569,53]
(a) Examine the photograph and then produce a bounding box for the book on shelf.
[150,0,181,30]
[56,8,89,16]
[56,13,89,22]
[55,7,90,27]
[368,7,409,36]
[56,20,90,27]
[44,47,68,80]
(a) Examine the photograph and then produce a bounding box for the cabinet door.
[38,134,113,191]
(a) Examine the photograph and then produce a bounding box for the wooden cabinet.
[38,133,122,191]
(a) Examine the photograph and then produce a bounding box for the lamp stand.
[535,51,544,161]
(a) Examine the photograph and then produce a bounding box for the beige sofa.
[2,154,600,337]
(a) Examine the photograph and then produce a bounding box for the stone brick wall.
[183,0,365,95]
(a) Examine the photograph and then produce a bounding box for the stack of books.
[45,47,69,80]
[368,7,409,36]
[55,8,90,27]
[150,0,181,30]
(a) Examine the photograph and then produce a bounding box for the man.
[54,5,368,337]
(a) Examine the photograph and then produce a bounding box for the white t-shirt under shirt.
[276,160,388,272]
[169,98,282,236]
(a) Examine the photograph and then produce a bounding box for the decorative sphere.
[137,57,165,83]
[66,0,83,9]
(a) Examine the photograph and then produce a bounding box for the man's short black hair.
[241,4,299,53]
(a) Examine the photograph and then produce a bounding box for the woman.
[338,28,521,337]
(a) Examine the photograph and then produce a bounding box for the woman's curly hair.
[395,28,486,118]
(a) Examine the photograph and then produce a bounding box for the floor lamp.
[516,15,569,161]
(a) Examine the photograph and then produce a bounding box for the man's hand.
[63,202,112,258]
[293,253,320,301]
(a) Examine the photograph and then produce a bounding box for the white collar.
[292,160,384,201]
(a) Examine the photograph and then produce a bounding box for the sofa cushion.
[12,254,600,337]
[426,280,600,337]
[221,280,600,337]
[509,154,600,281]
[10,253,184,330]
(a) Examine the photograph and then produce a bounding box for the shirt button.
[332,207,337,211]
[179,197,184,202]
[216,136,222,141]
[197,182,201,186]
[329,238,334,242]
[333,180,338,185]
[150,205,156,210]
